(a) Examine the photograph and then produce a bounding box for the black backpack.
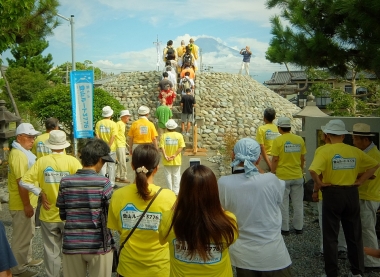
[166,48,175,60]
[182,53,193,66]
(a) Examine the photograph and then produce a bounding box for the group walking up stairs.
[96,71,301,152]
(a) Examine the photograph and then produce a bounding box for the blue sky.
[5,0,292,83]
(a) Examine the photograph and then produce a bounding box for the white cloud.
[91,35,290,83]
[97,0,280,25]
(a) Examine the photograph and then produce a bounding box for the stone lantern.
[293,93,329,137]
[0,100,21,162]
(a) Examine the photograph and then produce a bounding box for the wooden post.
[193,125,198,154]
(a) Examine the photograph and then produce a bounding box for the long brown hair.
[132,144,160,201]
[167,165,237,261]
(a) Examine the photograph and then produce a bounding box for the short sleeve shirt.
[95,119,117,152]
[181,95,196,114]
[128,117,158,144]
[255,123,280,155]
[8,149,38,210]
[309,143,378,186]
[159,132,185,166]
[271,133,306,180]
[115,120,127,148]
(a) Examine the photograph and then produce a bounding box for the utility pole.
[153,35,162,71]
[199,48,203,72]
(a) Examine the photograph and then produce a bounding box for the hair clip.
[136,166,148,174]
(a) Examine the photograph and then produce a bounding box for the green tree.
[4,67,50,103]
[0,0,59,57]
[50,61,107,84]
[7,39,54,76]
[266,0,380,77]
[31,85,124,137]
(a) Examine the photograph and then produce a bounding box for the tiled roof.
[265,70,377,85]
[264,71,306,85]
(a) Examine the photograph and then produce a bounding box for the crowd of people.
[1,95,380,277]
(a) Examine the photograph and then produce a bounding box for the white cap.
[138,105,150,115]
[277,117,291,128]
[16,123,41,136]
[44,130,71,150]
[102,106,114,117]
[120,110,131,117]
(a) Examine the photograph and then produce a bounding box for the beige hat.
[352,123,375,136]
[120,110,131,117]
[138,105,150,115]
[102,106,114,117]
[44,130,71,150]
[190,38,194,43]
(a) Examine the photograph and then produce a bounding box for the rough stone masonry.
[98,71,302,150]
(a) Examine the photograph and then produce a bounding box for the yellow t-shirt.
[255,123,280,155]
[359,145,380,201]
[314,145,328,201]
[159,132,185,166]
[107,184,176,277]
[95,119,117,152]
[128,117,158,144]
[8,149,38,210]
[309,143,378,186]
[115,120,127,148]
[271,133,306,180]
[21,153,82,222]
[158,210,237,277]
[31,132,66,159]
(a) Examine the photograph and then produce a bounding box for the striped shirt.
[56,169,113,254]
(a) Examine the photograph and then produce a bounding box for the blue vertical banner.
[70,71,94,138]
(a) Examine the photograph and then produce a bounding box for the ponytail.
[132,144,160,201]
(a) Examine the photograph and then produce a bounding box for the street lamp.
[57,14,75,71]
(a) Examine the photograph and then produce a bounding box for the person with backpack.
[180,46,195,70]
[179,72,194,95]
[163,40,177,69]
[180,63,195,80]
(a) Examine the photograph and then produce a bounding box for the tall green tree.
[0,0,59,57]
[4,67,50,102]
[266,0,380,75]
[7,39,54,76]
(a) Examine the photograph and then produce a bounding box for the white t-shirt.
[218,172,292,271]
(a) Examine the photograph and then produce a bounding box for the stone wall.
[98,71,302,149]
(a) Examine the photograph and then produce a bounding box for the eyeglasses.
[21,135,37,140]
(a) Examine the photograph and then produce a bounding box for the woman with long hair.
[107,144,176,277]
[158,165,238,276]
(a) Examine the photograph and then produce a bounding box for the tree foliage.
[7,39,54,76]
[50,61,105,84]
[0,0,59,58]
[265,0,380,77]
[31,85,124,135]
[4,67,50,102]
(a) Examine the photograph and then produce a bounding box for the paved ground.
[115,149,220,189]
